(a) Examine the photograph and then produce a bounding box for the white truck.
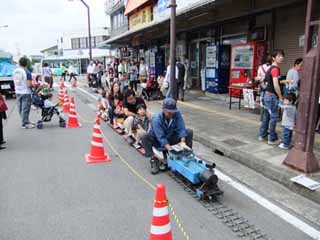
[0,52,17,97]
[0,76,15,97]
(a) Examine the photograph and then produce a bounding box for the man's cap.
[163,97,178,113]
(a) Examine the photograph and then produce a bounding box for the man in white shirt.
[86,60,96,85]
[68,64,77,82]
[163,60,179,98]
[87,61,95,74]
[13,57,35,129]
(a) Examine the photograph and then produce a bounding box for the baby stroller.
[141,77,163,101]
[37,104,66,129]
[33,93,66,129]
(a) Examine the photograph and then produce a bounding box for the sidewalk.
[74,77,320,204]
[146,91,320,205]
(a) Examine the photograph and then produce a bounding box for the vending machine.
[205,44,231,93]
[229,42,266,96]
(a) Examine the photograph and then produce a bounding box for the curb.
[194,133,320,205]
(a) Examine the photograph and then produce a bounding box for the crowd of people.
[2,52,320,167]
[91,55,192,174]
[86,55,190,102]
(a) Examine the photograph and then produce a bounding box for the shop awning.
[124,0,150,16]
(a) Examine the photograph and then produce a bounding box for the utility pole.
[283,0,320,173]
[68,0,92,60]
[81,0,93,61]
[169,0,177,99]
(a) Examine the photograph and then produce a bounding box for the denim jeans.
[281,127,292,147]
[16,94,32,126]
[259,94,279,141]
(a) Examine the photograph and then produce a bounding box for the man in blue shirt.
[141,97,193,174]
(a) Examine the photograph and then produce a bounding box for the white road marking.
[76,84,320,240]
[216,170,320,240]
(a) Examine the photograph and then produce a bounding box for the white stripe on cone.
[92,132,102,138]
[91,141,104,147]
[150,223,171,235]
[69,114,77,118]
[94,124,100,129]
[153,206,169,217]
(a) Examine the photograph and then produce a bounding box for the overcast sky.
[0,0,109,56]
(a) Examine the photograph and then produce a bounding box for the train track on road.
[167,170,273,240]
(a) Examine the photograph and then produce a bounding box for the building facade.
[105,0,129,39]
[104,0,319,90]
[41,28,111,74]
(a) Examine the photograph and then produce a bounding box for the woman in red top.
[259,49,284,145]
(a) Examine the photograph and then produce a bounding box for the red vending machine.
[229,42,266,96]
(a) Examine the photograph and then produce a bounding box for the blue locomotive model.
[166,145,223,200]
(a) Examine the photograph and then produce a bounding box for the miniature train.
[109,120,223,201]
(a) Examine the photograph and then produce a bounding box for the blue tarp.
[0,61,16,77]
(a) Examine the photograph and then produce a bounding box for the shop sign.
[129,6,152,30]
[206,46,216,68]
[155,0,206,21]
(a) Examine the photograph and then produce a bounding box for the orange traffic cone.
[58,87,65,106]
[67,97,81,128]
[85,118,111,163]
[63,89,70,113]
[149,184,172,240]
[71,79,77,88]
[60,80,65,89]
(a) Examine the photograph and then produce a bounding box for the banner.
[243,89,255,109]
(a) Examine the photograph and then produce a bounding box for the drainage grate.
[222,138,247,147]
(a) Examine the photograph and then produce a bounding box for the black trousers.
[141,129,193,157]
[0,112,6,143]
[177,82,185,100]
[69,73,77,82]
[61,73,66,81]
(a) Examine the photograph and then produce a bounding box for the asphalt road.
[0,87,318,240]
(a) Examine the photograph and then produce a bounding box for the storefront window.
[71,38,80,49]
[113,14,118,30]
[79,37,87,49]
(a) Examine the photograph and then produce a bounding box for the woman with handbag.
[0,93,8,150]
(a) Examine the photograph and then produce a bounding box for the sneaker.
[278,143,290,150]
[132,142,141,149]
[268,140,278,145]
[258,136,267,141]
[150,157,160,175]
[159,163,168,171]
[23,123,35,129]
